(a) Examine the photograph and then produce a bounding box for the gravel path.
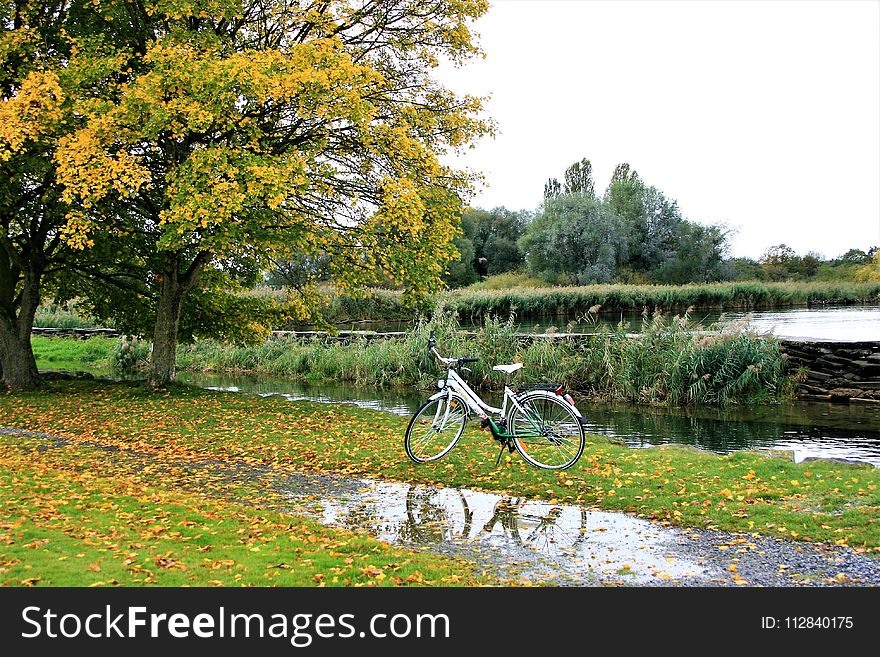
[3,426,879,587]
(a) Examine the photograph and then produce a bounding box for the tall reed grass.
[249,280,880,325]
[33,301,104,329]
[445,280,880,321]
[145,309,795,406]
[37,281,880,331]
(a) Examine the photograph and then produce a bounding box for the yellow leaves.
[0,71,64,160]
[362,566,385,579]
[59,211,96,250]
[55,117,152,249]
[155,555,181,569]
[378,177,427,235]
[143,1,243,22]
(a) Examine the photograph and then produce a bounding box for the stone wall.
[780,340,880,404]
[32,328,121,339]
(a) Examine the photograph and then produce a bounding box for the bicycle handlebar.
[428,331,478,368]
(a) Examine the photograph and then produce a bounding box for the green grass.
[2,380,879,553]
[31,335,118,367]
[33,302,104,329]
[465,272,546,290]
[0,432,493,587]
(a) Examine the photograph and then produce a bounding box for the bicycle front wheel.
[405,394,468,463]
[508,391,585,470]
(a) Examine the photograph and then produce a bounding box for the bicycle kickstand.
[494,441,507,467]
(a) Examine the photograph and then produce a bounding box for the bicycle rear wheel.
[405,394,468,463]
[508,391,585,470]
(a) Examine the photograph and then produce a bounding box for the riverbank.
[442,280,880,322]
[246,280,880,326]
[4,425,879,587]
[42,282,879,331]
[31,312,795,406]
[2,380,878,552]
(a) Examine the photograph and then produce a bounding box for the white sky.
[437,0,880,260]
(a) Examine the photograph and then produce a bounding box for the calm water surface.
[176,372,880,467]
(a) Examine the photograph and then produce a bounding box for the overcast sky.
[436,0,880,260]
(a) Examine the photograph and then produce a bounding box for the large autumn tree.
[53,0,490,386]
[0,0,113,389]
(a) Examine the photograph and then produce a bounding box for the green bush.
[113,337,151,372]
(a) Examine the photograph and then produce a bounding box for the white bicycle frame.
[426,346,536,423]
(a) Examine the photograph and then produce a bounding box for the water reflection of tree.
[330,498,388,536]
[603,410,824,454]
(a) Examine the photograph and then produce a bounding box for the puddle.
[2,427,704,585]
[275,475,706,585]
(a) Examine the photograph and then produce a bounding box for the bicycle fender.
[514,388,586,425]
[426,390,471,418]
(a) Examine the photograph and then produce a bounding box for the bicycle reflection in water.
[402,486,589,557]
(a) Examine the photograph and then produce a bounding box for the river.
[36,304,880,466]
[175,372,880,467]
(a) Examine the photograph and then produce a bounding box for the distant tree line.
[725,245,879,283]
[444,158,728,287]
[441,157,877,289]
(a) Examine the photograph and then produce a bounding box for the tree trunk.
[147,252,206,388]
[147,283,182,387]
[0,325,41,390]
[0,269,42,390]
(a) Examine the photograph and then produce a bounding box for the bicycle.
[404,331,586,470]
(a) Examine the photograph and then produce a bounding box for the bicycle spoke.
[509,393,585,470]
[405,396,468,463]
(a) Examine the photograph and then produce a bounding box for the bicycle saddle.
[492,363,524,375]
